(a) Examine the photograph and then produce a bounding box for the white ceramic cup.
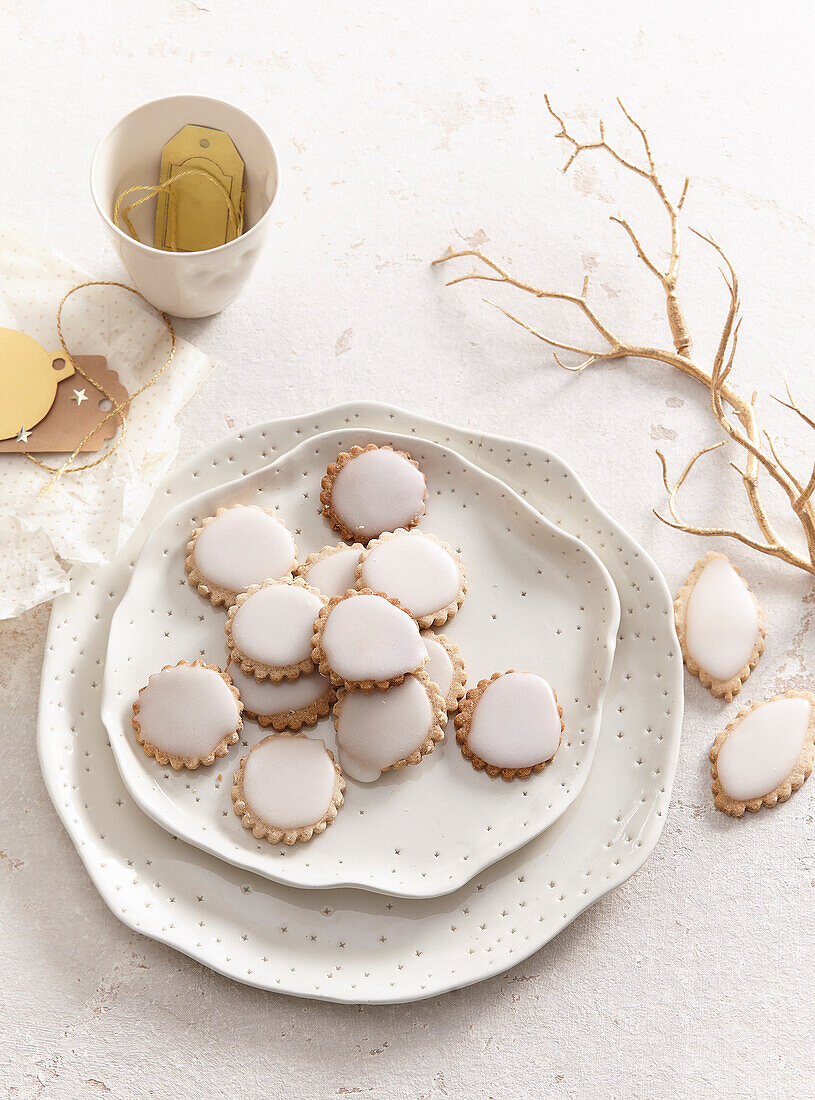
[91,95,279,318]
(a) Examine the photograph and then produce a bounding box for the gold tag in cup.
[154,124,245,252]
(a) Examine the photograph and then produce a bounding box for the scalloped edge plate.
[37,402,683,1004]
[101,428,619,898]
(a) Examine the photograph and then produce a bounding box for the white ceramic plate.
[37,402,683,1004]
[101,429,619,898]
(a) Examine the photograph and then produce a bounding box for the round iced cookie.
[225,577,326,681]
[320,444,427,544]
[231,733,345,845]
[227,662,335,731]
[421,630,467,716]
[710,691,815,817]
[185,505,297,608]
[312,588,427,691]
[132,660,243,770]
[356,529,466,628]
[296,542,364,599]
[674,551,765,702]
[455,670,563,781]
[333,670,446,783]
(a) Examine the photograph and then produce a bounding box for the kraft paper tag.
[154,124,245,252]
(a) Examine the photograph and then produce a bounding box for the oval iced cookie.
[231,733,345,845]
[320,444,427,544]
[312,588,427,691]
[185,505,297,608]
[421,630,466,716]
[710,691,815,817]
[131,660,243,770]
[356,530,466,628]
[333,670,446,782]
[296,542,364,599]
[225,577,326,681]
[455,670,563,781]
[674,551,765,701]
[227,662,335,731]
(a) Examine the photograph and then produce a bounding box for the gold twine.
[113,168,244,250]
[24,281,176,495]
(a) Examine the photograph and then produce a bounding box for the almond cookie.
[231,733,345,845]
[674,551,766,702]
[421,630,467,716]
[225,577,326,681]
[132,660,243,770]
[710,691,815,817]
[333,669,446,782]
[320,443,427,544]
[227,661,335,731]
[356,529,466,628]
[185,505,297,608]
[296,542,364,599]
[311,588,427,691]
[455,670,563,781]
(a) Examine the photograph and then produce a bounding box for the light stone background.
[2,2,814,1097]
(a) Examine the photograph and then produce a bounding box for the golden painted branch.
[432,98,815,576]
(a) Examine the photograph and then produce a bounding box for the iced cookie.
[321,444,427,544]
[227,661,335,731]
[455,670,563,781]
[231,733,345,845]
[421,630,466,716]
[710,691,815,817]
[674,551,766,702]
[356,529,466,628]
[185,505,297,608]
[333,669,446,782]
[296,542,364,599]
[132,660,243,770]
[225,577,326,681]
[312,588,427,691]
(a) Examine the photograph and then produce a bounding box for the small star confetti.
[15,426,31,443]
[72,388,88,405]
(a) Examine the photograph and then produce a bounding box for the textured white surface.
[1,1,815,1097]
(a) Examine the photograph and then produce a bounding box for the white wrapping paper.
[0,225,214,618]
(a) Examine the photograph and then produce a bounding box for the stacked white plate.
[38,402,683,1004]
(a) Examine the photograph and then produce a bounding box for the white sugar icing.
[320,593,426,682]
[136,665,240,760]
[331,448,426,538]
[422,634,453,701]
[232,583,324,667]
[193,507,295,593]
[360,533,461,618]
[228,663,329,716]
[242,737,337,828]
[716,697,810,801]
[302,546,361,598]
[336,675,434,782]
[467,673,560,770]
[685,558,760,682]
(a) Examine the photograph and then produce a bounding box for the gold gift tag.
[0,329,75,441]
[154,124,245,252]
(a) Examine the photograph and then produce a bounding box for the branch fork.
[433,97,815,576]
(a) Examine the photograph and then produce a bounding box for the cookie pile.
[131,443,564,846]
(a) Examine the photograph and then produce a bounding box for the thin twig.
[433,98,815,575]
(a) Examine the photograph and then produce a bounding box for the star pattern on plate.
[72,388,88,406]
